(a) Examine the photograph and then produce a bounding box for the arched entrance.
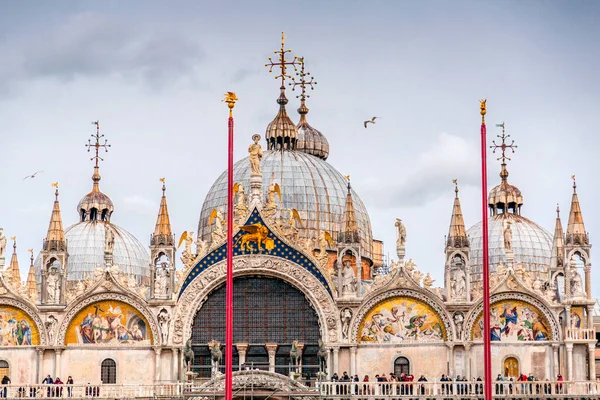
[394,356,410,376]
[191,276,321,379]
[101,359,116,384]
[0,361,9,379]
[503,357,519,378]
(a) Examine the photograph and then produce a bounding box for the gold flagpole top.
[479,99,487,123]
[223,92,238,117]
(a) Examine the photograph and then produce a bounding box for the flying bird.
[23,171,44,180]
[363,117,380,128]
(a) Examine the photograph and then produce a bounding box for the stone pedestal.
[0,256,5,270]
[236,343,249,369]
[397,247,405,263]
[505,249,514,266]
[266,344,278,373]
[249,173,263,208]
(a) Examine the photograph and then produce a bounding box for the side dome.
[296,101,329,160]
[36,222,150,284]
[198,150,374,258]
[467,214,552,284]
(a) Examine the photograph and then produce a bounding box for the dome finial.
[490,122,517,183]
[265,33,301,151]
[453,178,459,198]
[86,121,111,193]
[290,57,317,122]
[556,203,560,217]
[571,174,577,193]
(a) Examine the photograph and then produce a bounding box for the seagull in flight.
[23,171,44,180]
[364,117,380,128]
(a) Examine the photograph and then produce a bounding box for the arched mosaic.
[468,294,558,342]
[0,304,40,346]
[61,296,156,346]
[356,294,447,343]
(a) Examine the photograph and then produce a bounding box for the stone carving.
[571,269,585,297]
[412,270,422,286]
[340,308,352,339]
[0,228,6,257]
[341,261,357,296]
[317,339,327,373]
[209,339,222,377]
[234,183,249,225]
[262,181,281,222]
[316,231,333,268]
[283,209,301,244]
[172,256,339,346]
[503,221,513,252]
[198,370,310,393]
[45,315,58,345]
[404,258,415,275]
[423,273,434,289]
[155,264,170,298]
[105,226,115,253]
[453,311,464,340]
[46,267,61,304]
[451,255,467,300]
[158,309,171,345]
[248,134,263,175]
[395,218,406,248]
[210,209,226,248]
[184,338,195,371]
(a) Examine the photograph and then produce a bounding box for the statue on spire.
[248,134,263,175]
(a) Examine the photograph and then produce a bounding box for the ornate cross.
[86,121,111,167]
[490,122,517,163]
[289,57,317,101]
[265,31,299,86]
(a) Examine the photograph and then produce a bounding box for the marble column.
[584,266,591,300]
[154,348,162,382]
[332,347,340,375]
[446,343,454,376]
[588,344,595,380]
[326,349,332,380]
[349,346,357,377]
[356,255,363,296]
[37,349,44,383]
[565,306,571,334]
[265,344,278,373]
[566,343,573,381]
[54,349,62,378]
[587,306,594,329]
[464,344,472,379]
[178,350,184,381]
[552,344,559,379]
[236,343,249,369]
[172,348,179,382]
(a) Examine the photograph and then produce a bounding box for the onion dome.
[296,100,329,160]
[265,88,299,151]
[77,166,114,222]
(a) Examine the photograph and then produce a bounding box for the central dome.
[198,150,374,258]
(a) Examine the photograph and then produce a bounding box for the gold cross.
[490,122,517,163]
[265,31,299,86]
[86,121,111,167]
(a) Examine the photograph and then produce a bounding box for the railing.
[0,383,190,399]
[319,380,600,398]
[565,327,596,341]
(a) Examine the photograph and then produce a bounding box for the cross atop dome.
[86,120,111,193]
[265,31,300,89]
[490,122,517,183]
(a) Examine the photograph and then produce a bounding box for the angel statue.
[248,134,263,175]
[262,181,281,221]
[233,183,249,225]
[316,231,334,267]
[209,208,226,245]
[284,209,303,244]
[178,231,196,269]
[422,273,435,289]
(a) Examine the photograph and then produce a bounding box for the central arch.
[191,276,321,378]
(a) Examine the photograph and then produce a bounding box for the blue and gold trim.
[178,209,333,299]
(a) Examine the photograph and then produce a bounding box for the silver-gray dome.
[35,221,150,283]
[198,150,373,258]
[467,214,552,283]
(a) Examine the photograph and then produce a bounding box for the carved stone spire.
[339,179,359,244]
[26,249,37,302]
[44,184,66,252]
[151,178,174,246]
[9,238,21,288]
[566,176,588,245]
[447,180,469,249]
[550,204,565,270]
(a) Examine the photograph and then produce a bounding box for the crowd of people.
[0,375,101,398]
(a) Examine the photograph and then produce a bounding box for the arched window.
[394,356,410,376]
[100,359,116,384]
[0,360,9,379]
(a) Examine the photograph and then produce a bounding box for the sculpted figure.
[210,209,226,245]
[317,339,327,373]
[105,226,115,253]
[340,308,352,339]
[0,228,6,257]
[46,268,60,303]
[503,221,513,252]
[45,315,58,344]
[208,340,222,377]
[158,309,171,344]
[395,218,406,248]
[422,273,435,289]
[248,134,263,175]
[404,258,415,274]
[290,340,301,373]
[156,264,170,297]
[184,339,195,371]
[262,181,280,221]
[341,261,357,295]
[234,184,249,224]
[412,269,422,286]
[453,312,464,340]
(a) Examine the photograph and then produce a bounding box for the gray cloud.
[0,11,204,92]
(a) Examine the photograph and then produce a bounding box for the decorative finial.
[556,203,560,217]
[479,99,486,123]
[86,121,111,191]
[222,92,238,118]
[453,178,459,196]
[265,31,299,88]
[290,57,317,103]
[571,174,576,192]
[159,177,166,194]
[28,248,33,263]
[11,237,16,250]
[51,182,59,199]
[490,122,517,182]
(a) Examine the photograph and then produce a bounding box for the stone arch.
[350,289,454,343]
[391,353,413,375]
[197,370,310,394]
[0,297,47,345]
[501,354,521,378]
[464,292,560,342]
[171,255,340,346]
[56,293,160,346]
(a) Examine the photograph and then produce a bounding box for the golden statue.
[479,99,487,121]
[248,134,263,175]
[237,223,274,252]
[223,92,238,116]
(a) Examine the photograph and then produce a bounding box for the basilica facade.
[0,38,597,387]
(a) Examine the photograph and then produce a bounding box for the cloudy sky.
[1,1,598,298]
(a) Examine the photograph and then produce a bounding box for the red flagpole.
[480,100,492,400]
[225,95,236,400]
